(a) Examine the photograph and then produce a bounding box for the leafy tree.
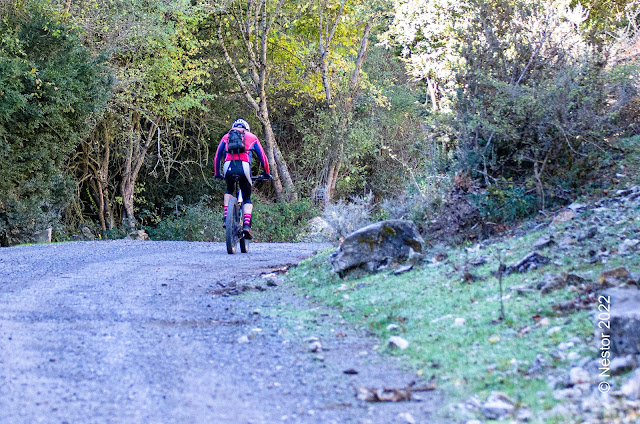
[214,0,298,202]
[0,4,110,245]
[66,0,213,229]
[384,0,639,210]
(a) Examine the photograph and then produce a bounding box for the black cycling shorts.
[224,161,252,204]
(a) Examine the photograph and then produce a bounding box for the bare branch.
[217,24,261,113]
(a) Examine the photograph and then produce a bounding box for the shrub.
[323,194,374,239]
[254,199,319,242]
[147,195,224,242]
[471,183,538,223]
[0,6,110,245]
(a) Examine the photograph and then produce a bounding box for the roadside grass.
[286,209,640,422]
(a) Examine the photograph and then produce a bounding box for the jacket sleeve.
[251,138,270,175]
[213,136,227,176]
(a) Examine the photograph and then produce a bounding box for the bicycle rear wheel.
[240,234,249,253]
[225,198,240,254]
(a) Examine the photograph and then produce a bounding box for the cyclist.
[214,118,271,240]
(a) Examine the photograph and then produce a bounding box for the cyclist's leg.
[222,161,234,226]
[238,162,254,238]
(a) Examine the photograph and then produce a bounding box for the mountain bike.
[224,175,270,255]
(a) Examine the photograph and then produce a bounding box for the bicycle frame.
[224,174,268,254]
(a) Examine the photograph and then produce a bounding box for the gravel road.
[0,240,441,424]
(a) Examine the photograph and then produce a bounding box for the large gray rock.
[329,220,425,275]
[32,227,52,244]
[596,287,640,354]
[125,230,150,241]
[80,226,95,241]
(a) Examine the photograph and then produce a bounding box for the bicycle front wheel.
[225,198,239,254]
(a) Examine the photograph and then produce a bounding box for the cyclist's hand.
[214,174,224,180]
[261,173,273,180]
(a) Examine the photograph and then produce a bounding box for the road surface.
[0,240,441,423]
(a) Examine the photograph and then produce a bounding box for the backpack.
[227,129,246,154]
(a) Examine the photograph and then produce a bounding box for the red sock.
[223,205,228,219]
[244,213,251,226]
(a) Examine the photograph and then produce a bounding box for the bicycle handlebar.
[215,175,272,182]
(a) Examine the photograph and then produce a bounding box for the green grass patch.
[286,209,640,422]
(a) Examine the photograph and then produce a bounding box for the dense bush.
[148,196,318,243]
[147,195,224,242]
[385,0,639,214]
[471,183,538,223]
[254,199,319,242]
[0,6,110,245]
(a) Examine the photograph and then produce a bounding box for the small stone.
[237,335,250,344]
[538,317,551,326]
[527,354,546,376]
[80,226,95,241]
[125,229,150,240]
[610,355,638,376]
[553,387,582,400]
[397,412,415,424]
[533,235,555,250]
[622,369,640,400]
[558,236,577,247]
[386,324,400,331]
[517,407,533,422]
[453,318,466,326]
[569,367,591,385]
[567,202,587,211]
[308,341,322,352]
[577,227,597,241]
[567,352,580,361]
[393,265,413,275]
[599,267,634,286]
[388,336,409,350]
[482,392,514,420]
[508,252,550,274]
[551,209,576,226]
[619,239,640,254]
[32,227,53,244]
[546,326,562,335]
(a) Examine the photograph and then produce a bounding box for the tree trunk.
[259,118,285,199]
[261,114,297,201]
[120,112,158,228]
[120,178,136,229]
[217,4,298,203]
[97,119,113,234]
[316,19,373,204]
[427,77,438,110]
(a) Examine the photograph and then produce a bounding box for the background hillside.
[1,0,639,245]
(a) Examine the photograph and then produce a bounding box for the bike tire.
[225,198,239,254]
[240,235,249,253]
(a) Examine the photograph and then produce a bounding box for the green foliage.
[147,197,318,243]
[384,0,639,209]
[0,6,110,244]
[253,199,319,242]
[147,195,224,242]
[471,183,538,223]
